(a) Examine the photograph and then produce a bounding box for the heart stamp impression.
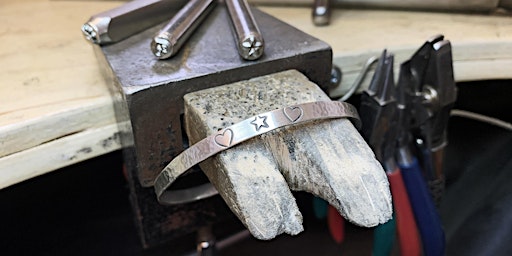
[284,106,303,123]
[214,128,234,147]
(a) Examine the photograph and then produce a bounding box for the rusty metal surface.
[97,5,332,187]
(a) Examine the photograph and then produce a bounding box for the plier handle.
[359,51,421,256]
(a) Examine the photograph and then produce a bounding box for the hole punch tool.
[359,50,421,256]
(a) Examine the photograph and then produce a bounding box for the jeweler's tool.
[327,205,345,244]
[372,216,396,256]
[396,38,448,255]
[151,0,216,59]
[313,173,344,244]
[93,4,336,246]
[81,0,186,45]
[336,56,379,102]
[312,0,331,26]
[406,35,457,206]
[312,196,328,219]
[396,146,445,256]
[359,50,421,256]
[225,0,265,60]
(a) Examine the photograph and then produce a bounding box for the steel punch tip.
[226,0,264,61]
[151,0,216,60]
[152,33,173,59]
[81,22,100,44]
[81,16,110,44]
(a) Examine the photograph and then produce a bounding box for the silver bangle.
[154,101,361,204]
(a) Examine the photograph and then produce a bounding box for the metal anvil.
[94,5,332,247]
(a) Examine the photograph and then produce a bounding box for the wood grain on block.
[184,70,392,239]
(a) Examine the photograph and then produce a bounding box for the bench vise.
[94,5,333,248]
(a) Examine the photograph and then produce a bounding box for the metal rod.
[81,0,187,45]
[196,226,217,256]
[312,0,331,26]
[226,0,265,60]
[151,0,216,60]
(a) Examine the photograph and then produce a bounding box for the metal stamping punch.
[81,0,186,45]
[151,0,217,59]
[83,0,266,60]
[226,0,265,60]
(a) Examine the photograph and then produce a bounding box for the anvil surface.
[96,4,332,186]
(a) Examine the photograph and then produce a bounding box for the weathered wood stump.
[184,70,392,240]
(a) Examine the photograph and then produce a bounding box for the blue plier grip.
[400,157,445,256]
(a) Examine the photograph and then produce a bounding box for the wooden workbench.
[1,0,511,189]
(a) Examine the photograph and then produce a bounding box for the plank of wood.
[0,0,122,158]
[184,70,392,240]
[0,0,124,188]
[0,97,116,157]
[0,124,121,189]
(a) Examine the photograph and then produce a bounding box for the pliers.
[395,34,456,256]
[359,50,421,256]
[400,34,458,206]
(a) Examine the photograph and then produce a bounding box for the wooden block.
[184,70,392,240]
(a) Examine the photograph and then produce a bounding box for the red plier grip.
[388,168,422,256]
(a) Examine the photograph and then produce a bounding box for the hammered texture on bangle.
[154,100,360,203]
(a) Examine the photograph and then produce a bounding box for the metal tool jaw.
[396,34,457,195]
[93,5,332,247]
[404,35,457,151]
[359,50,398,167]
